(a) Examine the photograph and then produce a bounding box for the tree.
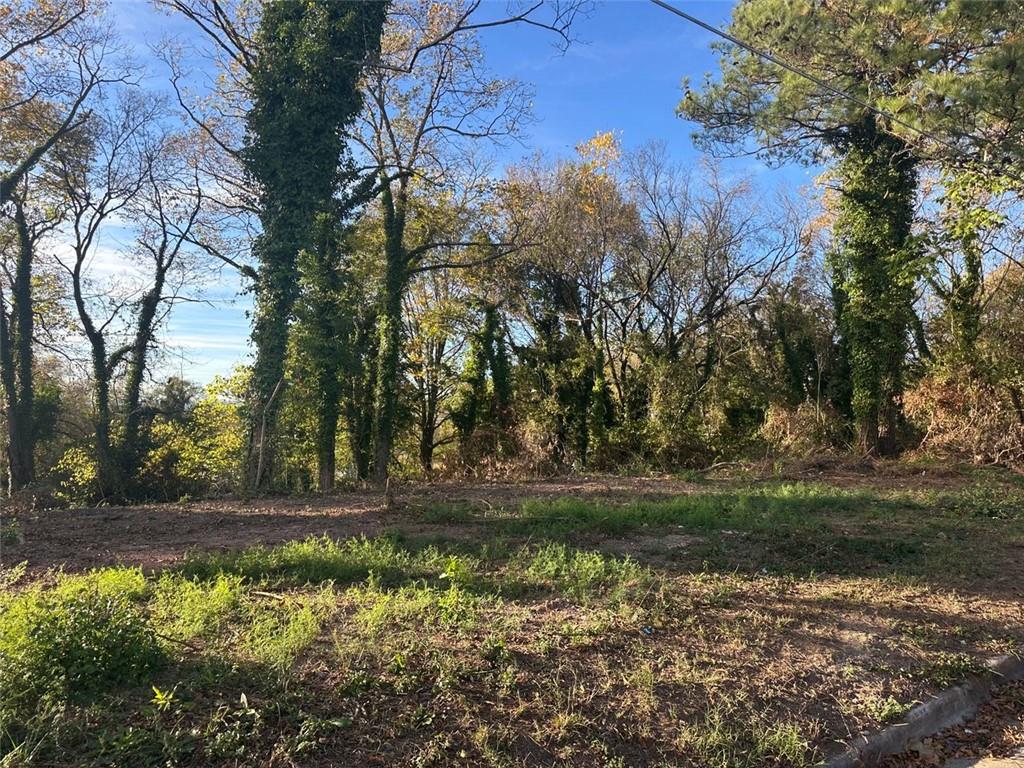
[355,0,587,482]
[0,176,63,489]
[504,133,636,467]
[1,0,115,205]
[239,0,387,490]
[677,0,990,454]
[291,215,348,491]
[54,93,204,499]
[403,269,469,474]
[0,0,116,489]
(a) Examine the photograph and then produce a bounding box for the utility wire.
[649,0,1023,186]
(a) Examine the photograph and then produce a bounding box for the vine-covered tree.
[677,0,1014,454]
[240,0,387,489]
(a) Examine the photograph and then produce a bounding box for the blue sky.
[108,0,817,384]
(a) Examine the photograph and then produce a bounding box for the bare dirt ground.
[4,476,709,574]
[2,464,1022,766]
[4,463,1011,576]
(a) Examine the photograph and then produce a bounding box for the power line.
[649,0,1023,185]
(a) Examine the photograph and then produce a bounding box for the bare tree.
[355,0,589,481]
[629,156,808,422]
[53,92,204,498]
[0,0,123,205]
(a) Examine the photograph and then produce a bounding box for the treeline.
[1,0,1023,503]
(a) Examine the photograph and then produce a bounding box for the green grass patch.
[0,569,163,728]
[243,587,335,670]
[179,534,479,589]
[348,579,484,634]
[507,483,866,538]
[677,704,817,768]
[513,542,650,602]
[150,573,244,642]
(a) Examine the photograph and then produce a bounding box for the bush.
[761,402,849,456]
[0,570,163,725]
[51,446,99,505]
[905,373,1024,467]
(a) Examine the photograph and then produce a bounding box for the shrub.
[761,401,848,456]
[905,372,1024,467]
[0,570,163,725]
[51,446,99,505]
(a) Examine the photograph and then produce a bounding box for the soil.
[880,681,1024,767]
[2,476,708,574]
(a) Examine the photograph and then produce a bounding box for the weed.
[516,542,648,602]
[243,587,335,670]
[865,695,910,724]
[0,570,164,741]
[1,518,21,547]
[913,652,986,688]
[676,704,816,768]
[204,693,262,761]
[348,580,482,634]
[180,535,481,590]
[150,572,244,642]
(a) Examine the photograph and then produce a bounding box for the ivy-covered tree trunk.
[485,305,514,434]
[89,343,120,501]
[451,321,488,461]
[0,201,36,490]
[344,314,377,481]
[119,266,170,488]
[830,118,918,456]
[246,215,305,489]
[315,375,340,491]
[295,215,346,492]
[242,0,387,490]
[372,184,408,483]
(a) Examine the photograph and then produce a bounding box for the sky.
[103,0,819,384]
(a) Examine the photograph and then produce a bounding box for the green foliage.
[516,543,648,602]
[865,696,910,725]
[243,0,387,488]
[511,483,849,538]
[179,535,464,589]
[243,588,335,670]
[0,570,162,727]
[150,573,245,641]
[51,445,98,505]
[137,371,247,500]
[348,581,482,634]
[677,0,1020,459]
[829,119,920,454]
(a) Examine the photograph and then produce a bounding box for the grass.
[430,482,864,538]
[2,471,1022,766]
[677,705,816,768]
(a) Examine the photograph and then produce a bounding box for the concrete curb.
[821,652,1024,768]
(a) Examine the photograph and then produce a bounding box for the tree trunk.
[245,243,299,490]
[315,367,340,491]
[419,419,435,475]
[373,281,403,483]
[91,346,120,501]
[831,117,917,457]
[345,318,376,481]
[372,185,408,483]
[0,202,36,490]
[119,269,167,487]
